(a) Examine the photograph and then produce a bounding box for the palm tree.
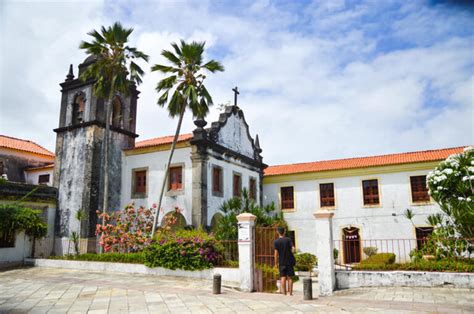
[150,40,224,234]
[79,22,149,251]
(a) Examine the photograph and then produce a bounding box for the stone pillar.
[237,213,256,292]
[191,150,208,226]
[190,119,209,227]
[314,211,336,296]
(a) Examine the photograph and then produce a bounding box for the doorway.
[342,227,361,264]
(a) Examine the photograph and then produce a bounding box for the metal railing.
[333,237,473,270]
[215,240,239,267]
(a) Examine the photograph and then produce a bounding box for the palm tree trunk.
[100,97,112,253]
[151,107,186,235]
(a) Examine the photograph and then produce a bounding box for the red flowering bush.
[95,204,154,253]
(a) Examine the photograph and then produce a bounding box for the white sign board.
[238,223,250,241]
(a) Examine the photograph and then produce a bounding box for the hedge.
[48,253,145,264]
[360,253,396,265]
[353,258,474,272]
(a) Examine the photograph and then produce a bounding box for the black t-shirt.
[273,236,295,266]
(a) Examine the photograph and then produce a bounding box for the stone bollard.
[303,277,313,300]
[213,274,221,294]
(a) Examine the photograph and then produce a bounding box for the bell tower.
[53,56,139,254]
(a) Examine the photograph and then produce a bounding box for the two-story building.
[262,147,465,263]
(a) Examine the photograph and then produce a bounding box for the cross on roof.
[232,86,239,107]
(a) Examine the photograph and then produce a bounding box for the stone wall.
[336,270,474,289]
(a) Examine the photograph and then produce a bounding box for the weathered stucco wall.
[336,270,474,289]
[121,147,193,225]
[216,114,255,159]
[25,169,54,186]
[206,153,261,225]
[0,148,54,183]
[263,167,442,257]
[0,188,56,265]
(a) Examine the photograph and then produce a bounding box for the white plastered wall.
[25,169,54,186]
[121,147,193,226]
[206,153,261,225]
[263,168,442,260]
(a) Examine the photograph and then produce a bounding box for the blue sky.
[0,0,473,165]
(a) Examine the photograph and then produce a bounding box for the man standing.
[273,227,296,295]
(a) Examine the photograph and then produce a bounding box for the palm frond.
[202,60,224,73]
[161,50,181,67]
[151,64,178,74]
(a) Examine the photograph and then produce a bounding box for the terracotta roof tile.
[133,133,193,149]
[0,135,55,158]
[25,163,55,171]
[265,147,467,176]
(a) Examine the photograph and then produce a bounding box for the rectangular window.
[133,170,147,195]
[233,173,242,197]
[410,175,430,203]
[362,179,380,205]
[287,230,296,248]
[169,166,183,191]
[281,186,294,210]
[212,166,223,196]
[249,178,257,200]
[38,174,50,185]
[320,183,335,208]
[416,227,434,249]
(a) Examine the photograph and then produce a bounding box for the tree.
[404,147,474,259]
[214,188,287,241]
[426,146,474,238]
[150,40,224,234]
[79,22,149,248]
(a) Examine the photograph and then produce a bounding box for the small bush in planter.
[144,228,223,270]
[363,247,378,258]
[333,248,339,262]
[294,252,317,272]
[360,253,396,265]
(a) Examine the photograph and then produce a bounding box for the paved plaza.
[0,267,472,313]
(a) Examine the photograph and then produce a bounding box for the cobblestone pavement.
[0,267,472,313]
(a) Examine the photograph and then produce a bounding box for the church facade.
[52,57,265,254]
[1,56,464,263]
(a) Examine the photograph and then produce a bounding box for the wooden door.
[343,227,361,264]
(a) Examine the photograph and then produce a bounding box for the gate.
[254,227,279,292]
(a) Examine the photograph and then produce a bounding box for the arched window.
[210,213,224,232]
[111,96,122,128]
[72,93,86,125]
[161,210,186,231]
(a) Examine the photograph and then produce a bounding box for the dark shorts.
[279,265,295,278]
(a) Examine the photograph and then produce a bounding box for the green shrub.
[333,248,339,261]
[353,258,474,272]
[294,252,317,271]
[361,253,396,265]
[48,253,145,264]
[144,228,223,270]
[363,247,378,257]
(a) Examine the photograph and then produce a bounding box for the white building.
[262,147,465,263]
[120,106,265,229]
[53,58,266,254]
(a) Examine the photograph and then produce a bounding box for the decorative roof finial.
[255,134,262,153]
[65,64,74,81]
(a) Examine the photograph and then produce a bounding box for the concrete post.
[213,274,221,294]
[313,211,336,296]
[236,213,256,292]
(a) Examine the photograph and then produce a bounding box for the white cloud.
[0,0,472,166]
